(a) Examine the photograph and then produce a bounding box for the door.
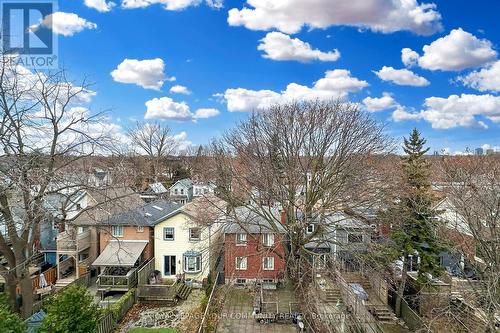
[164,255,176,276]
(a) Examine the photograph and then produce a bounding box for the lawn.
[127,328,179,333]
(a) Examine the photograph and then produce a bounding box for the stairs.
[54,276,76,290]
[176,283,192,300]
[368,304,398,322]
[324,287,343,306]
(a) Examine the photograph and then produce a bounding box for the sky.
[46,0,500,154]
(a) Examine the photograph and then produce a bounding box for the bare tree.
[438,156,499,332]
[208,100,391,323]
[127,122,179,182]
[0,56,118,317]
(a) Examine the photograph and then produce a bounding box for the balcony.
[56,229,91,253]
[97,267,138,291]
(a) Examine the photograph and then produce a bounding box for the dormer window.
[306,224,315,234]
[236,233,247,245]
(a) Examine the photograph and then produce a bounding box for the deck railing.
[97,268,138,289]
[56,230,91,252]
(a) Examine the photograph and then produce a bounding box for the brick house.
[224,207,287,285]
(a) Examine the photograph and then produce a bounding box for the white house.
[169,178,193,204]
[154,196,225,284]
[193,182,216,197]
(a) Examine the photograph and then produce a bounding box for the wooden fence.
[137,258,155,285]
[31,266,57,290]
[98,312,114,333]
[97,289,137,333]
[197,272,219,333]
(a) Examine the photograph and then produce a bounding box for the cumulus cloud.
[111,58,170,90]
[392,94,500,129]
[121,0,222,10]
[84,0,116,12]
[258,32,340,62]
[228,0,442,35]
[37,12,97,36]
[220,69,368,112]
[458,60,500,92]
[144,97,219,121]
[193,108,220,119]
[405,28,497,71]
[170,85,191,94]
[374,66,430,86]
[362,93,398,112]
[401,47,419,67]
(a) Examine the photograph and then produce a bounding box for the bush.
[108,288,135,321]
[39,284,101,333]
[0,293,25,333]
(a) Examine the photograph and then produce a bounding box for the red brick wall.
[224,233,286,281]
[99,226,154,260]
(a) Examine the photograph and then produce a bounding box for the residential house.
[223,207,287,285]
[169,178,193,204]
[55,187,143,285]
[193,182,216,197]
[304,212,372,270]
[92,200,181,293]
[154,196,226,285]
[140,182,169,203]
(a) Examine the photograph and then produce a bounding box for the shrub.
[0,293,25,333]
[39,284,101,333]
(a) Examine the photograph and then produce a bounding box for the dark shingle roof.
[224,207,286,234]
[100,200,181,227]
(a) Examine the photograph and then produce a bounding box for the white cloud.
[374,66,430,86]
[121,0,222,10]
[111,58,170,90]
[228,0,442,35]
[84,0,116,12]
[38,12,97,36]
[362,93,398,112]
[401,47,419,67]
[407,28,497,71]
[221,69,368,112]
[391,106,423,122]
[170,85,191,94]
[257,32,340,62]
[458,60,500,92]
[144,97,219,121]
[392,94,500,129]
[194,108,220,119]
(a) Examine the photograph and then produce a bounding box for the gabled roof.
[224,206,286,234]
[170,178,193,189]
[100,199,182,227]
[148,182,168,194]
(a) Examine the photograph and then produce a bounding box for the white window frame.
[235,257,247,270]
[137,225,144,232]
[111,225,123,237]
[164,227,175,241]
[306,224,315,234]
[236,233,247,246]
[262,233,274,247]
[189,228,201,241]
[183,255,202,273]
[263,257,274,270]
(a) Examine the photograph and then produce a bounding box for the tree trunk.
[19,268,34,318]
[4,273,18,311]
[395,259,408,317]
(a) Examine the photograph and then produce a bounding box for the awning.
[92,240,147,267]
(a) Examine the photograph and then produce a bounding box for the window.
[195,188,202,195]
[189,228,201,241]
[262,233,274,247]
[348,234,363,243]
[203,188,209,194]
[174,188,178,194]
[235,257,247,270]
[236,233,247,245]
[306,224,315,234]
[78,252,89,262]
[77,226,86,234]
[183,254,202,273]
[181,188,184,195]
[263,257,274,270]
[111,225,123,237]
[236,278,246,285]
[164,227,174,241]
[76,203,82,211]
[137,226,144,232]
[164,255,176,275]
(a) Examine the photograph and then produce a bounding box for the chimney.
[280,210,286,225]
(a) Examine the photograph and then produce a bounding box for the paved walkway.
[217,288,298,333]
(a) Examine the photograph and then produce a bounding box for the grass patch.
[225,289,253,306]
[127,328,179,333]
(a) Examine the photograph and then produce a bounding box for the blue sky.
[53,0,499,153]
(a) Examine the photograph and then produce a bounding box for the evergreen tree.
[39,284,102,333]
